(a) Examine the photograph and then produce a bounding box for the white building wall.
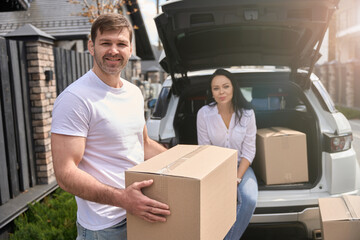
[336,0,360,62]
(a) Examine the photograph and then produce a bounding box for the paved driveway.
[349,119,360,165]
[349,119,360,196]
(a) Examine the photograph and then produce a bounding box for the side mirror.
[148,99,157,109]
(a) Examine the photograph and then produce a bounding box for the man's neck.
[92,68,123,88]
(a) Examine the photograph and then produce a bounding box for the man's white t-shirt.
[51,70,145,230]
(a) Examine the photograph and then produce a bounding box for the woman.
[196,69,258,239]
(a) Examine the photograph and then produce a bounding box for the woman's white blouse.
[196,105,257,164]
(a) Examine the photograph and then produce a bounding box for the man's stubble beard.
[93,49,128,75]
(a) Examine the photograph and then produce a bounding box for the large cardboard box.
[125,144,237,240]
[319,195,360,240]
[253,127,308,185]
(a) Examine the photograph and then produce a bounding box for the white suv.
[146,0,360,239]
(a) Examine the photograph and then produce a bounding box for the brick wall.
[26,41,57,184]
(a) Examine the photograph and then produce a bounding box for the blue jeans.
[76,219,127,240]
[224,167,258,240]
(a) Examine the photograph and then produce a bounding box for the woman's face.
[211,75,234,105]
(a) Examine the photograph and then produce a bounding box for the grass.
[336,105,360,120]
[10,188,77,240]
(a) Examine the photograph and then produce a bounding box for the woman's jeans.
[224,167,258,240]
[76,219,127,240]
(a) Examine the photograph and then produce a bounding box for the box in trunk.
[253,127,308,185]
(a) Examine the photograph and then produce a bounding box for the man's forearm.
[144,138,167,160]
[51,132,170,223]
[56,164,123,207]
[56,164,170,222]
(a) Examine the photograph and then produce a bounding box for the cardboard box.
[319,195,360,240]
[125,144,237,240]
[253,127,308,185]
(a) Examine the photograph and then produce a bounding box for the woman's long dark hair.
[207,69,252,125]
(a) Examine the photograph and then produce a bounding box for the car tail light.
[323,133,353,153]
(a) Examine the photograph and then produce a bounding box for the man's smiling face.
[89,28,132,77]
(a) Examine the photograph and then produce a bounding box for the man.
[51,13,170,239]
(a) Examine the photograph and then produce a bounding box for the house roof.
[5,23,54,39]
[142,45,165,73]
[146,65,161,72]
[130,55,141,61]
[0,0,91,39]
[126,0,155,60]
[0,0,154,60]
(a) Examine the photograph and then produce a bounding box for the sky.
[137,0,167,45]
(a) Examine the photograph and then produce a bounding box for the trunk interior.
[172,72,321,190]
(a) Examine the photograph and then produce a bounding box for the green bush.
[10,188,77,240]
[336,105,360,120]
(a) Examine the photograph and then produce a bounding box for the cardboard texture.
[319,195,360,240]
[125,144,238,240]
[253,127,308,185]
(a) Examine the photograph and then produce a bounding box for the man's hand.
[122,179,171,223]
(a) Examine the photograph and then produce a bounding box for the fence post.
[5,24,57,184]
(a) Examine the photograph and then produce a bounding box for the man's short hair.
[91,13,133,43]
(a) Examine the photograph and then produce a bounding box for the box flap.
[257,127,305,138]
[127,144,237,180]
[319,196,360,222]
[343,195,360,220]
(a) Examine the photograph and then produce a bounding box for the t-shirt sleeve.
[51,91,90,137]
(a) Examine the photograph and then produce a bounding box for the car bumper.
[251,206,320,234]
[252,189,359,238]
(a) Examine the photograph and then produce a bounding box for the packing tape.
[269,127,289,136]
[157,145,209,174]
[342,195,359,220]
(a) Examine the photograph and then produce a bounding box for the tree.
[68,0,139,26]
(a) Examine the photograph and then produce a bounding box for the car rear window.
[241,86,302,111]
[152,87,171,119]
